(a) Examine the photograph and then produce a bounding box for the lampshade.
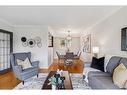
[92,46,99,53]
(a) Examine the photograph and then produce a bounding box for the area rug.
[14,73,91,90]
[71,74,91,89]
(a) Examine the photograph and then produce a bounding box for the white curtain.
[0,33,10,71]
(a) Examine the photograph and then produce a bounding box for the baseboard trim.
[0,68,11,75]
[39,68,49,73]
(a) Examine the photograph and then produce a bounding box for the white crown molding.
[13,25,48,27]
[0,18,13,27]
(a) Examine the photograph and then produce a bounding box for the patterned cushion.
[113,63,127,88]
[17,58,32,70]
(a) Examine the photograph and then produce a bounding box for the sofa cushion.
[106,56,121,75]
[88,71,111,78]
[89,76,120,89]
[104,55,114,72]
[119,58,127,68]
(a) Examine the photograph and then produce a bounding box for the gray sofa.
[88,56,127,89]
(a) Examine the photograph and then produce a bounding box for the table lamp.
[92,46,99,58]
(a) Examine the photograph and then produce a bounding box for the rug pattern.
[71,74,91,89]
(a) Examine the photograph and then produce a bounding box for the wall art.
[82,34,91,53]
[21,36,42,48]
[27,39,36,48]
[48,32,53,47]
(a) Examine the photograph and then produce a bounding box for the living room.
[0,5,127,93]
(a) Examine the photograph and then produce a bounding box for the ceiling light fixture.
[66,30,72,40]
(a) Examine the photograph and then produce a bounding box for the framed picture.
[82,34,91,53]
[48,32,53,47]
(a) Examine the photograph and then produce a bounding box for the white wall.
[80,7,127,62]
[54,37,80,58]
[13,25,48,68]
[0,18,49,69]
[0,19,49,69]
[48,47,53,66]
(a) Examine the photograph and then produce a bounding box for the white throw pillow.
[104,55,113,72]
[17,59,23,66]
[17,58,32,70]
[113,63,127,88]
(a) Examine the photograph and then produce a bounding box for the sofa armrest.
[31,61,39,67]
[13,65,22,73]
[83,67,100,82]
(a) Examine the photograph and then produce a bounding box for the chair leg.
[37,74,38,78]
[22,81,24,85]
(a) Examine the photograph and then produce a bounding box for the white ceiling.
[0,6,122,37]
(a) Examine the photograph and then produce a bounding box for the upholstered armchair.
[10,52,39,84]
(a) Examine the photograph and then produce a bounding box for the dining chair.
[56,51,65,59]
[74,51,82,60]
[56,51,65,63]
[64,52,74,67]
[65,52,74,59]
[74,51,79,57]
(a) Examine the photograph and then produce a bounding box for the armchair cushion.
[17,58,32,70]
[21,68,38,80]
[22,67,38,73]
[13,65,22,73]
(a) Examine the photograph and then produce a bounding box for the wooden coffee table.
[42,71,73,90]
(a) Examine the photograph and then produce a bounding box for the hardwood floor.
[0,72,21,89]
[0,69,47,89]
[0,59,83,89]
[48,59,84,73]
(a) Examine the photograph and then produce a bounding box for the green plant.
[48,75,56,85]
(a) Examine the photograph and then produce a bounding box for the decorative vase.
[52,85,56,90]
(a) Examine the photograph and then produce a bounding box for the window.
[0,29,13,74]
